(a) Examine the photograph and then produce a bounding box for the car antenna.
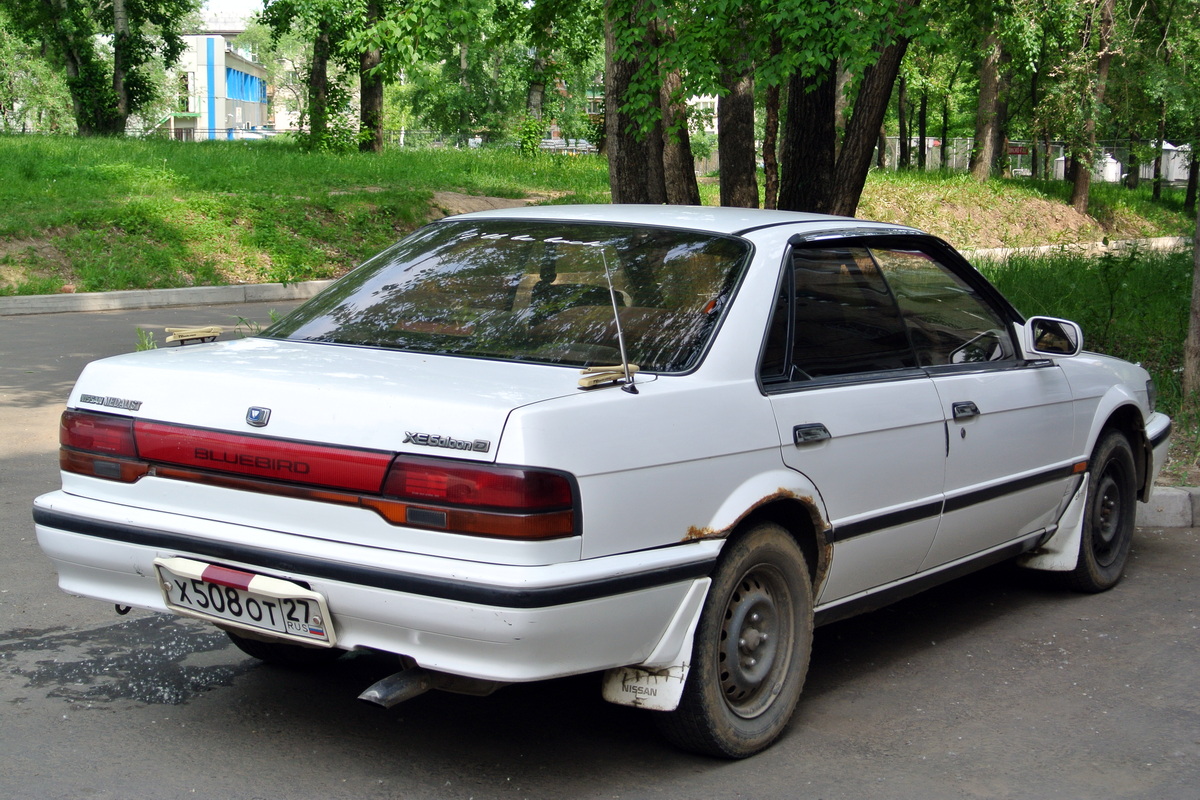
[576,248,640,392]
[601,249,637,394]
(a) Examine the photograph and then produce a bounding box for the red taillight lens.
[382,457,574,511]
[61,410,138,458]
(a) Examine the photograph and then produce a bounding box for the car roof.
[443,204,923,238]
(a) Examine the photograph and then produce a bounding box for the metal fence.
[877,137,1191,184]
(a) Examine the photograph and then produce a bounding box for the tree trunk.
[1183,197,1200,404]
[1069,0,1115,214]
[527,47,546,118]
[718,58,758,207]
[897,74,909,169]
[358,0,384,153]
[604,9,666,204]
[661,67,701,205]
[970,31,1002,180]
[111,0,131,127]
[778,65,837,213]
[1125,133,1140,189]
[1185,149,1199,216]
[762,36,783,209]
[940,97,949,170]
[1153,103,1167,201]
[307,23,331,146]
[458,41,471,143]
[917,92,927,170]
[1030,71,1039,179]
[834,63,852,160]
[776,27,908,217]
[828,34,911,216]
[876,124,887,169]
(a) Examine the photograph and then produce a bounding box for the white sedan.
[34,205,1171,757]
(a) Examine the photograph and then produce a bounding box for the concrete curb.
[0,280,336,316]
[967,236,1191,261]
[1137,486,1199,528]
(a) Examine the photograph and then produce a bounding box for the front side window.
[761,240,1017,386]
[872,248,1015,366]
[265,220,751,373]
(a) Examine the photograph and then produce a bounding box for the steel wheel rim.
[1091,459,1127,567]
[718,564,794,719]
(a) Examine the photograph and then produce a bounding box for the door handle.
[793,423,831,445]
[952,401,981,420]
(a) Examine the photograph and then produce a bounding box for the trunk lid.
[69,337,582,460]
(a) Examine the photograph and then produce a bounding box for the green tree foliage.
[0,8,75,132]
[4,0,198,135]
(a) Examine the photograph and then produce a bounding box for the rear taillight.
[60,409,148,481]
[57,409,577,540]
[61,409,138,458]
[382,457,573,511]
[377,456,577,539]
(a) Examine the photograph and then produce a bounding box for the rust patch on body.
[684,489,833,590]
[683,488,829,542]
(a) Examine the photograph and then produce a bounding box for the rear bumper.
[33,490,720,682]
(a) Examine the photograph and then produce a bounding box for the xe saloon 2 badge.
[246,407,271,427]
[404,431,491,453]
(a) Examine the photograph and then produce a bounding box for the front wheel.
[655,522,813,758]
[1068,431,1137,593]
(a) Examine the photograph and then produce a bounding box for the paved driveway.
[2,303,1197,800]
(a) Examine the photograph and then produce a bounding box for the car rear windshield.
[264,219,752,373]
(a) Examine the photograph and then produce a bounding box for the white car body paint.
[33,205,1171,722]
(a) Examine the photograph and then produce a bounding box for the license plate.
[154,557,335,646]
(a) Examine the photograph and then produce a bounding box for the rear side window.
[762,246,915,382]
[265,220,751,373]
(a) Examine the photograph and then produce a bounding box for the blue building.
[164,33,268,141]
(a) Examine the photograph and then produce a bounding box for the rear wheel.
[655,522,813,758]
[225,629,343,668]
[1069,430,1137,593]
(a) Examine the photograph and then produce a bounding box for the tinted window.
[266,220,751,373]
[773,246,916,379]
[872,248,1014,366]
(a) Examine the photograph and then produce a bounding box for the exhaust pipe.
[359,667,505,709]
[358,668,435,708]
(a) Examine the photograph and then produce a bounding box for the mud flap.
[1018,473,1089,572]
[601,578,710,712]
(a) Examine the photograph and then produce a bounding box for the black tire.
[225,629,343,669]
[1068,430,1138,593]
[655,522,813,758]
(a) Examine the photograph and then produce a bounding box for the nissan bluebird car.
[34,205,1171,757]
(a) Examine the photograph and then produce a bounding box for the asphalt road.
[1,303,1198,800]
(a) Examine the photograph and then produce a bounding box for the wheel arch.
[1091,400,1152,502]
[727,498,830,600]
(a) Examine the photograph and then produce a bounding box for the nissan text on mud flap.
[34,205,1171,758]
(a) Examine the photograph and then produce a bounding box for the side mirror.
[1022,316,1082,358]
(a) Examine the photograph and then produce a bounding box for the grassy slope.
[0,135,609,294]
[2,134,1197,480]
[1,134,1193,296]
